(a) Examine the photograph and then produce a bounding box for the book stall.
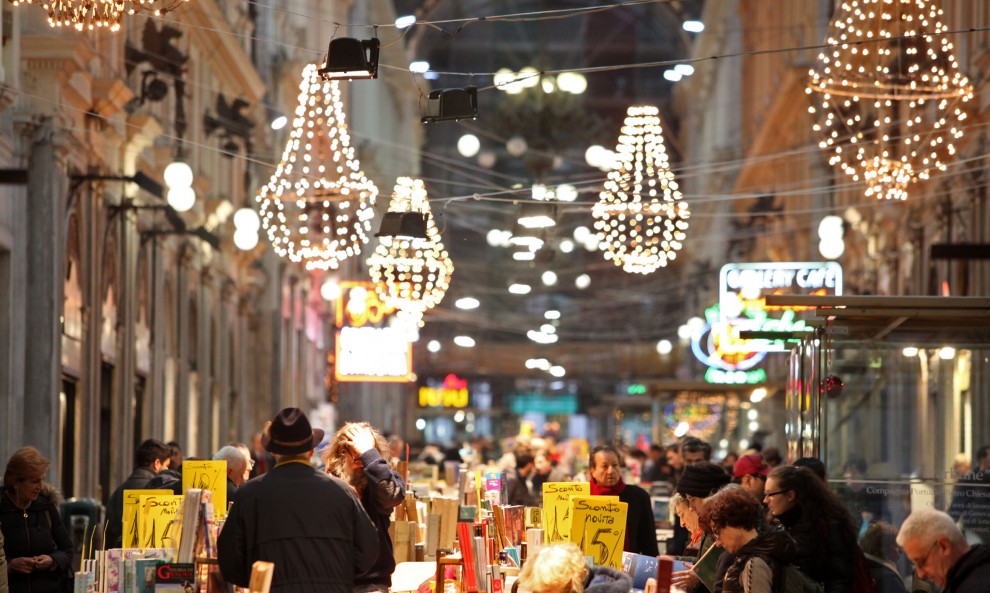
[73,460,227,593]
[393,464,681,593]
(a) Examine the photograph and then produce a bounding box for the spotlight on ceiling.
[517,202,557,229]
[422,86,478,124]
[318,37,381,80]
[375,211,428,240]
[270,115,288,130]
[683,20,705,33]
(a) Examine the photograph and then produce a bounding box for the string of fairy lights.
[7,0,990,335]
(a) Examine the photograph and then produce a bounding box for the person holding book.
[673,462,731,593]
[105,439,170,547]
[323,422,405,593]
[218,407,378,593]
[588,445,659,557]
[0,447,73,593]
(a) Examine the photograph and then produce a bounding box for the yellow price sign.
[541,482,590,543]
[570,497,626,568]
[137,494,183,549]
[122,490,171,549]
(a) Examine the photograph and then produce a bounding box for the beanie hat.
[676,462,731,498]
[732,453,771,479]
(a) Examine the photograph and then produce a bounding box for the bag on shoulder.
[778,564,824,593]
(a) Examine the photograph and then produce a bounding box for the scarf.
[589,476,627,496]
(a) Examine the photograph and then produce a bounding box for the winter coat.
[217,459,379,593]
[584,565,633,593]
[0,484,73,593]
[105,466,160,547]
[352,448,405,588]
[944,543,990,593]
[619,484,660,557]
[0,529,8,593]
[721,528,797,593]
[776,506,855,593]
[505,469,536,507]
[863,554,907,593]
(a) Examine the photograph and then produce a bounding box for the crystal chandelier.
[257,65,378,270]
[808,0,973,201]
[7,0,189,32]
[592,105,690,274]
[367,177,454,324]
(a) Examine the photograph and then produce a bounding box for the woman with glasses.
[323,423,405,593]
[705,484,797,593]
[764,466,874,593]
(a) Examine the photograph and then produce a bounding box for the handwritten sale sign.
[541,482,590,543]
[182,460,227,519]
[138,494,183,548]
[122,489,171,548]
[570,497,627,569]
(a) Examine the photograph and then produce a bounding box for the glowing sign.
[419,374,469,407]
[335,281,414,382]
[691,304,769,385]
[718,262,842,352]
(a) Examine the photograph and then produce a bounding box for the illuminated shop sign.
[334,281,414,383]
[718,262,842,353]
[419,374,470,408]
[691,304,769,385]
[508,393,578,415]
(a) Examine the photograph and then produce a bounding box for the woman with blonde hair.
[323,423,405,593]
[517,543,631,593]
[0,447,72,593]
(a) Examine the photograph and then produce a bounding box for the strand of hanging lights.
[367,177,454,327]
[807,0,973,201]
[257,64,378,270]
[6,0,189,32]
[592,105,690,274]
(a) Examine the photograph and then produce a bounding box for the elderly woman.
[706,484,797,593]
[517,543,631,593]
[323,423,405,593]
[0,447,72,593]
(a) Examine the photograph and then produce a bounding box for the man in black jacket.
[218,408,378,593]
[587,445,659,557]
[105,439,170,547]
[897,507,990,593]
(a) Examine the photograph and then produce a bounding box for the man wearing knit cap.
[731,453,770,500]
[673,462,731,593]
[218,407,378,593]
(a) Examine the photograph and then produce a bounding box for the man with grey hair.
[896,507,990,592]
[213,445,251,496]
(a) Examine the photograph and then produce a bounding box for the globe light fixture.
[457,134,481,158]
[166,186,195,213]
[257,65,378,270]
[808,0,973,201]
[593,105,690,274]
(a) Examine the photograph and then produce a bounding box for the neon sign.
[335,281,414,383]
[691,304,769,384]
[718,262,842,353]
[419,374,469,408]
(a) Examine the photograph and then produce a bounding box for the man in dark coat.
[105,438,170,547]
[505,449,537,507]
[897,507,990,593]
[588,445,659,557]
[218,408,378,593]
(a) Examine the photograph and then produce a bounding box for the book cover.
[154,563,196,593]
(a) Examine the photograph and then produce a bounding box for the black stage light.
[422,86,478,124]
[318,37,381,80]
[375,211,429,240]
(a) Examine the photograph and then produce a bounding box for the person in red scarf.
[588,445,659,556]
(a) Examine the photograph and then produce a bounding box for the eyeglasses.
[908,540,940,573]
[763,489,789,499]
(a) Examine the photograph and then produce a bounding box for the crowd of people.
[3,419,990,593]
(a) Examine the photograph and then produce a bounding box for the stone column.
[196,268,214,456]
[175,249,192,449]
[23,118,64,460]
[216,281,233,443]
[148,240,167,438]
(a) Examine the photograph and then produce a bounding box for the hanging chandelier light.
[367,177,454,324]
[808,0,973,201]
[7,0,190,32]
[257,64,378,270]
[592,105,690,275]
